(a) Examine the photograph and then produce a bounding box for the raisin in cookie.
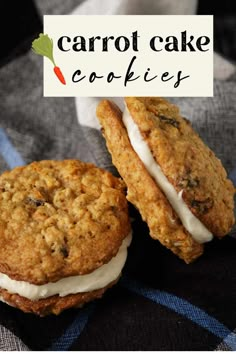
[0,159,131,316]
[96,97,235,263]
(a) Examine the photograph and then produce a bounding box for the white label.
[43,15,213,97]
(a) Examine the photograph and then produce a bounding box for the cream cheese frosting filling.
[123,106,213,244]
[0,232,132,301]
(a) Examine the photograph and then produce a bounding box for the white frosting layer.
[0,233,132,301]
[123,107,212,244]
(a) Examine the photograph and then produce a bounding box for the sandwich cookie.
[0,160,131,315]
[96,97,235,263]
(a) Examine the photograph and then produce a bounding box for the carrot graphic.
[32,33,66,85]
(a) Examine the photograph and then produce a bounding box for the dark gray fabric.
[0,51,93,175]
[35,0,83,15]
[0,325,29,351]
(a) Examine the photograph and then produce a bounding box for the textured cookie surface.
[125,97,235,237]
[0,160,130,284]
[0,278,118,316]
[97,100,203,263]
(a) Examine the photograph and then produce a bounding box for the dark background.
[0,0,236,68]
[198,1,236,62]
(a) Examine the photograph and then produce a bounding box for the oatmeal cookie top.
[0,160,130,284]
[125,97,235,236]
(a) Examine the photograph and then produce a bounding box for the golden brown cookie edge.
[124,97,235,237]
[0,159,131,284]
[0,277,119,316]
[96,100,203,264]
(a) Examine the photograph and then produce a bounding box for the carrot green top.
[32,33,56,66]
